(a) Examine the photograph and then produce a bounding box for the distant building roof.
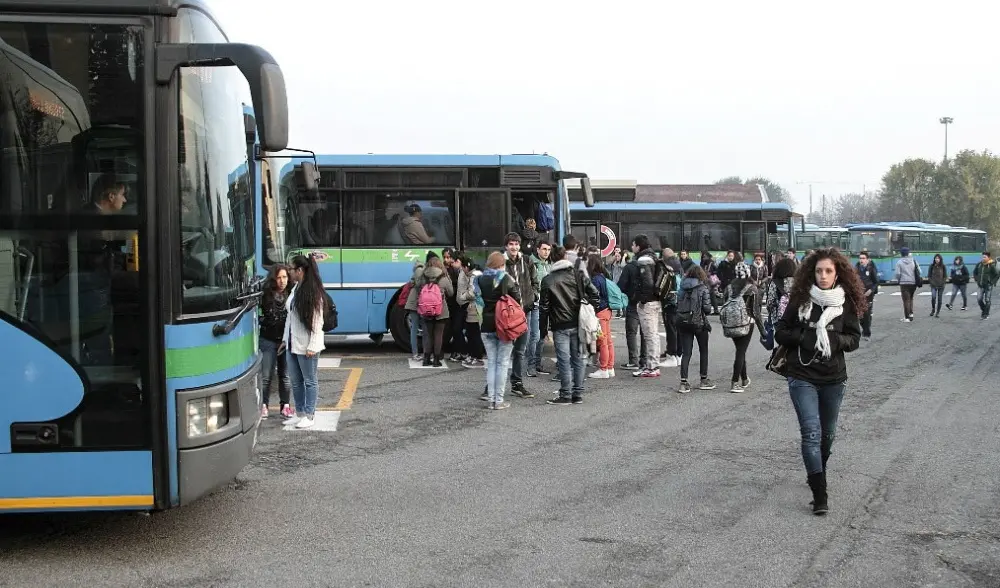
[635,184,766,204]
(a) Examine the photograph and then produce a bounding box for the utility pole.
[939,116,953,161]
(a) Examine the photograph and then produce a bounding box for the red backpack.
[397,282,412,307]
[417,281,444,317]
[494,277,527,342]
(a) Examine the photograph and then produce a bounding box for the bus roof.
[777,225,848,231]
[568,201,793,212]
[845,222,986,234]
[311,153,562,169]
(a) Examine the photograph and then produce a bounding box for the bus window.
[301,192,340,247]
[459,190,507,261]
[341,191,455,247]
[742,222,765,252]
[684,222,740,253]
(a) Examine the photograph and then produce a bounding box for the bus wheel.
[388,304,419,353]
[369,333,384,345]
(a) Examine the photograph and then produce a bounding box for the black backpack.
[322,292,338,332]
[676,285,705,328]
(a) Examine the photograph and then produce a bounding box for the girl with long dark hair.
[774,248,865,515]
[282,254,327,429]
[259,263,293,419]
[928,253,947,317]
[677,265,715,394]
[587,254,615,378]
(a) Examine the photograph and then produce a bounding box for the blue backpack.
[606,279,628,311]
[536,202,555,232]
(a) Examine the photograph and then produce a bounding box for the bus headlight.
[187,394,230,438]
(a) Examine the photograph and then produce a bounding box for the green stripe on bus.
[165,332,256,379]
[290,248,443,264]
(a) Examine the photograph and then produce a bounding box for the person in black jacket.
[946,255,970,311]
[855,250,879,340]
[541,246,600,405]
[259,264,292,419]
[775,247,865,516]
[616,247,646,369]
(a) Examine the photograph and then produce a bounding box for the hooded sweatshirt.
[414,265,454,320]
[895,256,918,285]
[678,276,713,329]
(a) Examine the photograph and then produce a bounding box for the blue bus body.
[0,0,288,513]
[845,222,988,283]
[263,154,588,351]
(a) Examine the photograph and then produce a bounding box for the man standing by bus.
[504,232,539,397]
[974,251,999,320]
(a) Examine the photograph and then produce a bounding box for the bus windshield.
[848,230,890,257]
[0,23,148,449]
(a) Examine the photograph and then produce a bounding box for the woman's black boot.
[422,353,432,367]
[807,472,828,515]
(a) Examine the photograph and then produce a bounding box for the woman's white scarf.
[798,285,845,359]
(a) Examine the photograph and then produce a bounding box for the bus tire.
[388,304,417,353]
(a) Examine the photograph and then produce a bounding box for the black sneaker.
[511,383,535,398]
[946,304,953,310]
[621,362,639,369]
[535,366,551,375]
[677,380,692,394]
[699,378,716,390]
[571,397,583,404]
[547,397,572,406]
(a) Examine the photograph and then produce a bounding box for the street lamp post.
[939,116,953,161]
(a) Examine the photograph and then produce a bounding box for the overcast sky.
[212,0,999,213]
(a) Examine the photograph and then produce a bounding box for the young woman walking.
[774,248,865,515]
[283,254,327,430]
[928,254,947,317]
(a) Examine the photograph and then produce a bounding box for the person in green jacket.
[973,251,1000,320]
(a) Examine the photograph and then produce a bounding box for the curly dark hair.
[787,248,867,316]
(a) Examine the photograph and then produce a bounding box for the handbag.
[765,344,789,376]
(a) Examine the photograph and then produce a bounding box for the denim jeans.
[553,328,585,399]
[287,351,320,416]
[524,307,540,372]
[408,310,422,354]
[787,378,846,475]
[510,315,530,385]
[259,338,290,406]
[930,286,944,314]
[949,283,967,307]
[979,284,993,317]
[481,332,514,403]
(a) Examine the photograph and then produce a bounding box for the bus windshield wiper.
[212,275,265,337]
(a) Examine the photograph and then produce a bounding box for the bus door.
[571,221,601,251]
[457,188,510,265]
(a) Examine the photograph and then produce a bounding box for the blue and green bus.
[0,0,291,513]
[262,154,594,352]
[845,222,988,283]
[567,201,799,261]
[774,224,849,257]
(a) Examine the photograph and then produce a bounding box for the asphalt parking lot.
[3,286,1000,588]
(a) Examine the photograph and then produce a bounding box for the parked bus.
[263,154,594,352]
[567,201,798,263]
[0,0,291,513]
[845,222,988,283]
[774,224,849,257]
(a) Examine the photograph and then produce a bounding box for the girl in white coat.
[282,254,327,429]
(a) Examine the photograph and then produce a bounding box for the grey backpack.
[720,284,753,338]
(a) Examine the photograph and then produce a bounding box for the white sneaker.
[295,416,314,429]
[589,369,610,379]
[282,415,300,426]
[659,356,679,368]
[608,369,616,378]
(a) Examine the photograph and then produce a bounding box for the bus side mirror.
[580,177,595,207]
[299,161,320,192]
[156,42,289,151]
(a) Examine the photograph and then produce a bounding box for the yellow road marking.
[0,495,154,510]
[315,367,363,411]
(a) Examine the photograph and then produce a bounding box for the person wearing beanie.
[894,246,920,321]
